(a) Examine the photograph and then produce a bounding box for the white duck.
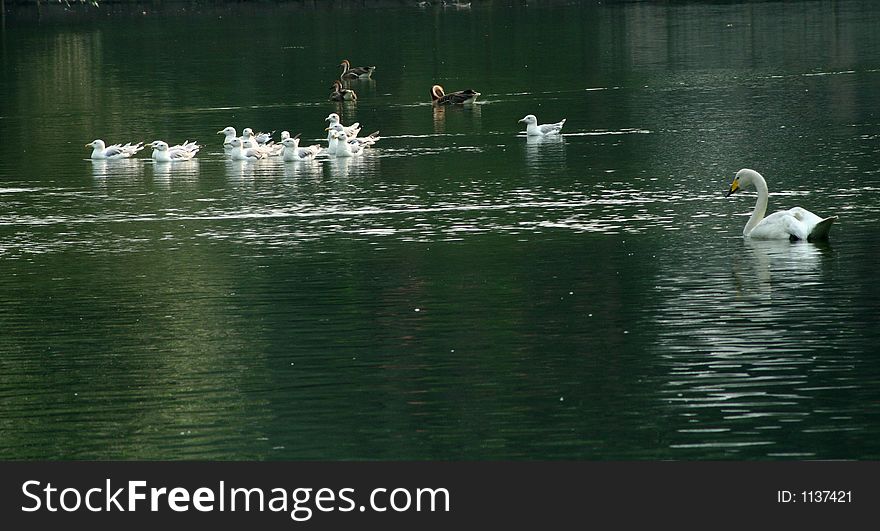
[228,138,266,161]
[725,168,837,241]
[149,140,200,162]
[86,139,144,159]
[518,114,566,136]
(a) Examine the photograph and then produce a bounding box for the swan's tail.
[808,216,837,241]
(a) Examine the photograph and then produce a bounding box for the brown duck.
[431,84,480,105]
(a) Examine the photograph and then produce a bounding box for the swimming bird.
[330,80,357,101]
[281,135,322,162]
[327,123,380,149]
[332,131,364,158]
[519,114,566,136]
[254,131,275,146]
[217,127,238,146]
[431,84,480,105]
[725,168,837,241]
[243,138,283,158]
[325,113,361,142]
[339,59,376,80]
[86,139,144,160]
[228,138,267,161]
[149,140,200,162]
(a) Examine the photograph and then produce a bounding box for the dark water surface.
[1,1,879,459]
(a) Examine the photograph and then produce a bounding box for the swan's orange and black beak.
[725,178,740,197]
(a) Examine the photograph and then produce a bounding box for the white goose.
[149,140,200,162]
[725,168,837,241]
[518,114,566,136]
[86,139,144,160]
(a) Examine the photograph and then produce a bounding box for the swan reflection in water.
[733,238,833,299]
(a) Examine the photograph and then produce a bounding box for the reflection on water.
[89,159,144,181]
[735,239,832,299]
[1,1,879,460]
[150,159,201,184]
[651,236,874,458]
[523,134,566,175]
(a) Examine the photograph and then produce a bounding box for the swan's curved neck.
[744,173,769,236]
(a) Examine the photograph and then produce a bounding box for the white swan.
[518,114,566,136]
[725,168,837,241]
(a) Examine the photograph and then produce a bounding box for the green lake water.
[1,1,879,459]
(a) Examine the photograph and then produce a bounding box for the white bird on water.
[326,123,380,151]
[331,131,364,158]
[217,126,238,146]
[725,168,837,241]
[518,114,566,136]
[228,138,266,161]
[86,139,144,160]
[149,140,200,162]
[281,135,322,161]
[325,113,361,140]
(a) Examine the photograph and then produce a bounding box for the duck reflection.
[432,101,482,134]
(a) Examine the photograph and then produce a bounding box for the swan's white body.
[86,139,144,159]
[519,114,566,136]
[726,169,837,241]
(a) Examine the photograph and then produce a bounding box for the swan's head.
[431,85,445,100]
[726,168,762,197]
[519,114,538,125]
